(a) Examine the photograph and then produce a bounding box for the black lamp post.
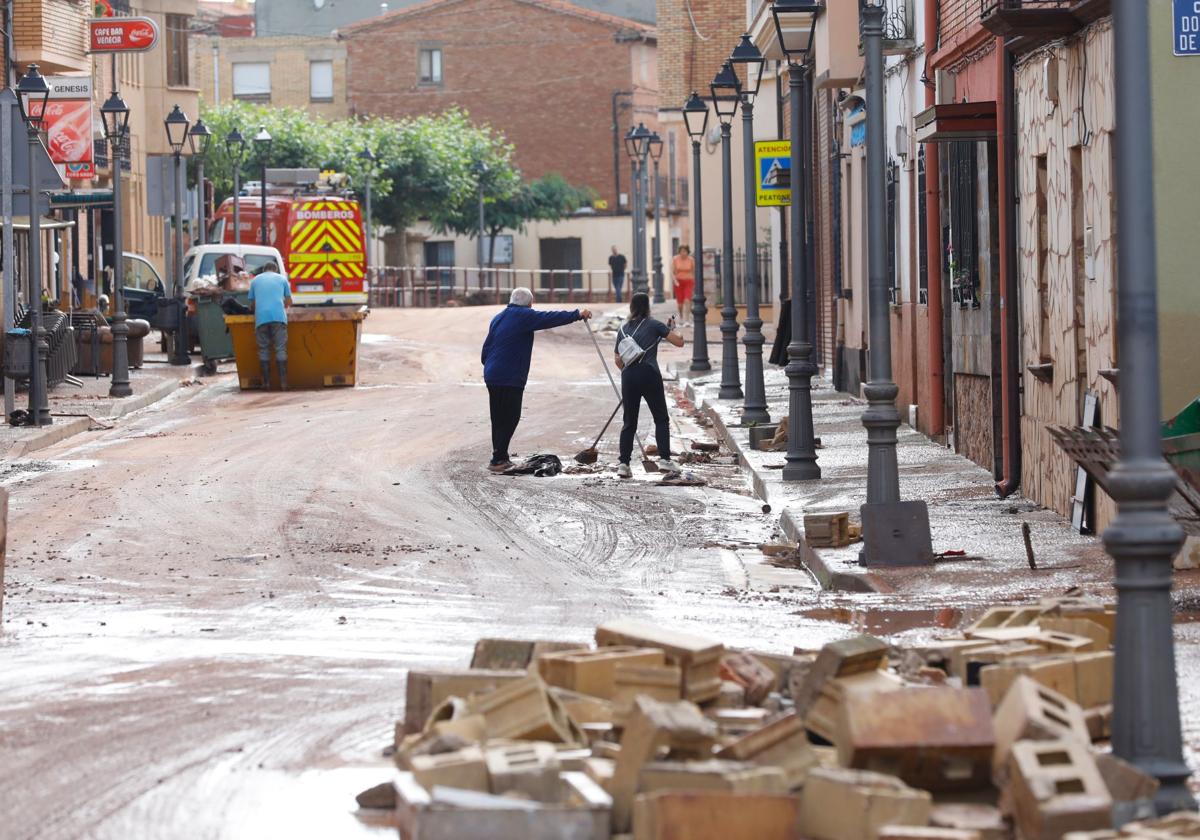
[225,127,247,244]
[648,131,665,304]
[858,0,901,503]
[682,92,711,372]
[1106,0,1197,817]
[624,123,652,296]
[100,89,132,399]
[253,125,272,246]
[16,64,52,426]
[188,119,212,246]
[710,61,743,400]
[729,34,770,425]
[360,148,377,282]
[163,104,191,366]
[470,158,487,277]
[773,0,822,480]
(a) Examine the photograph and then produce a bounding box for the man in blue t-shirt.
[480,287,590,472]
[248,261,292,390]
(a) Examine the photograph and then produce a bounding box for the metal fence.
[367,267,620,308]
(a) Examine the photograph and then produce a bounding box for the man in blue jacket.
[482,287,591,472]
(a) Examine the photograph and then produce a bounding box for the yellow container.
[225,306,368,390]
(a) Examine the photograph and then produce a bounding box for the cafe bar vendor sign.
[88,16,160,52]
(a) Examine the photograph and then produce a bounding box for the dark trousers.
[612,273,625,302]
[487,384,524,464]
[619,364,671,464]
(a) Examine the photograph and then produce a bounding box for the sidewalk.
[1,354,199,458]
[674,360,1117,608]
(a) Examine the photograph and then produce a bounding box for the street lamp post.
[682,93,711,372]
[100,89,132,399]
[649,131,665,304]
[1106,0,1196,817]
[470,159,487,281]
[188,119,212,245]
[710,61,743,400]
[225,127,246,244]
[164,104,191,366]
[772,0,822,481]
[859,0,900,503]
[359,148,377,283]
[253,126,272,246]
[730,34,770,425]
[16,64,52,426]
[624,123,652,296]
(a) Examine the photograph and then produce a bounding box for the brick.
[632,790,802,840]
[611,697,718,832]
[596,619,724,704]
[993,676,1090,778]
[551,687,616,725]
[538,646,666,700]
[1039,618,1110,652]
[1033,630,1097,656]
[409,745,489,793]
[1121,811,1200,836]
[1083,705,1112,742]
[798,766,933,840]
[470,638,587,670]
[1038,598,1117,638]
[805,669,907,746]
[718,652,776,706]
[979,655,1078,707]
[876,828,981,840]
[639,759,788,795]
[612,663,684,726]
[965,605,1044,635]
[466,675,586,744]
[837,686,996,791]
[585,756,615,788]
[403,669,526,734]
[707,707,770,739]
[1006,739,1113,840]
[714,680,747,708]
[929,803,1007,840]
[1074,652,1114,709]
[804,512,853,547]
[717,711,819,789]
[485,742,561,802]
[792,635,890,717]
[959,642,1045,685]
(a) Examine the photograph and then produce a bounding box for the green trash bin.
[195,292,249,374]
[1163,397,1200,492]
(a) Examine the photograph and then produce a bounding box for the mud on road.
[0,308,832,840]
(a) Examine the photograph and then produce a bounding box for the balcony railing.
[882,0,916,52]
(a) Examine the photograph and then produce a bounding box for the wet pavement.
[1,307,1196,837]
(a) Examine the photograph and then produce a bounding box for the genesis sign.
[89,17,160,53]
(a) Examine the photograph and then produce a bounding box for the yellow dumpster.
[225,306,369,390]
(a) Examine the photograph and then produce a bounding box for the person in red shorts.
[671,244,696,326]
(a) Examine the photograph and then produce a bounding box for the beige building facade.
[190,34,348,117]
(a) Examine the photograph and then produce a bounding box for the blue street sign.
[1175,0,1200,56]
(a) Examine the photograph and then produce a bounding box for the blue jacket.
[481,304,582,388]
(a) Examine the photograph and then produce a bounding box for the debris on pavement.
[355,595,1187,839]
[502,454,563,477]
[658,470,706,487]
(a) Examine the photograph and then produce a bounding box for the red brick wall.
[656,0,744,111]
[344,0,651,209]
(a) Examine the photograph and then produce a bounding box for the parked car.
[181,243,288,292]
[121,252,166,323]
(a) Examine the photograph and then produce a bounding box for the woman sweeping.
[614,292,686,478]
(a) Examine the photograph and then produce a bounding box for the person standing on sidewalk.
[481,287,592,472]
[671,245,695,326]
[614,292,685,478]
[608,246,627,303]
[248,260,291,390]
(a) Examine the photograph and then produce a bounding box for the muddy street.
[0,307,834,840]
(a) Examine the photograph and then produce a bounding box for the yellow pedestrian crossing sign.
[755,140,791,207]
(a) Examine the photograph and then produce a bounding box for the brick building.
[340,0,657,211]
[655,0,744,113]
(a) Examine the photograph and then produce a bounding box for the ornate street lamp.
[709,61,743,400]
[100,90,133,399]
[624,123,653,295]
[163,104,191,366]
[682,92,711,372]
[225,127,247,244]
[15,64,52,426]
[648,131,665,304]
[188,119,212,246]
[857,0,901,504]
[773,0,822,481]
[1105,0,1197,817]
[253,125,272,246]
[469,158,486,276]
[729,34,770,425]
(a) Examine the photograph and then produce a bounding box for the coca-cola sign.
[89,17,160,52]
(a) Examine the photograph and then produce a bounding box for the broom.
[575,400,622,464]
[583,318,658,473]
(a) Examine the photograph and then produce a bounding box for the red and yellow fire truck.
[210,170,368,306]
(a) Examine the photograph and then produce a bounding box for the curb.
[677,366,885,595]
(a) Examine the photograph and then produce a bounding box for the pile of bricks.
[355,601,1195,839]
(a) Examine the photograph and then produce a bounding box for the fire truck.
[209,169,368,306]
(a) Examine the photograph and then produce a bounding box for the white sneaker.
[617,463,632,479]
[659,459,681,472]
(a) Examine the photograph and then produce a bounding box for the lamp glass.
[682,93,709,139]
[709,61,741,122]
[16,64,51,129]
[729,34,766,99]
[100,91,131,140]
[163,105,190,153]
[188,119,213,157]
[226,127,247,161]
[771,0,821,59]
[648,132,663,162]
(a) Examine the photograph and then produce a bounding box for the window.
[310,60,334,101]
[1035,155,1051,362]
[232,62,271,101]
[166,14,191,87]
[418,48,443,85]
[947,140,979,309]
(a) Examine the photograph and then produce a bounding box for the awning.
[915,102,998,143]
[8,217,77,231]
[50,191,114,208]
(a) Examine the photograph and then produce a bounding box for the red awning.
[915,102,998,143]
